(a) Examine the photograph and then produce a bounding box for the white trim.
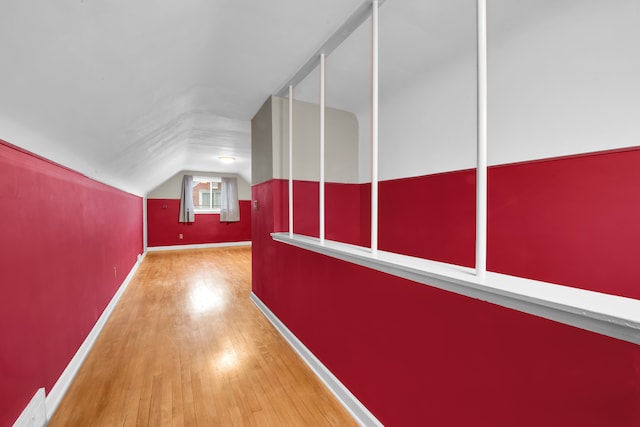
[476,0,487,280]
[13,388,46,427]
[319,52,326,244]
[193,209,222,214]
[193,175,222,183]
[250,293,383,427]
[45,252,146,420]
[370,0,379,256]
[288,85,294,238]
[146,241,252,252]
[194,176,222,213]
[271,233,640,345]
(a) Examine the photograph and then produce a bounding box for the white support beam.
[476,0,488,280]
[371,0,379,256]
[320,53,326,244]
[288,85,294,238]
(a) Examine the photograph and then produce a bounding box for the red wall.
[379,170,476,267]
[146,199,251,247]
[0,141,143,427]
[252,146,640,425]
[488,147,640,299]
[290,180,365,246]
[253,228,640,426]
[276,147,640,299]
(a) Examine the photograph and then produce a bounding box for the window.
[193,177,222,213]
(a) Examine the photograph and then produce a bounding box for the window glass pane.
[193,181,210,209]
[202,191,211,207]
[193,178,221,211]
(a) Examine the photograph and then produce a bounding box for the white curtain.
[179,175,195,223]
[220,177,240,222]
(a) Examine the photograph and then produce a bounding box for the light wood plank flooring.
[48,247,358,426]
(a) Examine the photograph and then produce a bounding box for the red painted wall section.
[359,182,372,248]
[273,179,289,233]
[292,180,319,238]
[146,199,251,247]
[252,146,640,425]
[488,147,640,299]
[281,179,368,246]
[252,179,640,426]
[253,233,640,425]
[0,140,143,427]
[379,170,476,267]
[251,179,288,301]
[326,182,365,246]
[251,181,273,301]
[278,146,640,299]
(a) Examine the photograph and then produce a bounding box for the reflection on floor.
[48,247,358,426]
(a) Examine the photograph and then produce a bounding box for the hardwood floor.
[48,247,358,426]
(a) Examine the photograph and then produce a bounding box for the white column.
[371,0,379,256]
[476,0,487,280]
[320,53,326,244]
[288,85,294,238]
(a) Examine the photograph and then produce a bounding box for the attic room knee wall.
[0,140,143,427]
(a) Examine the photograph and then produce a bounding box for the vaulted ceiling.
[0,0,562,195]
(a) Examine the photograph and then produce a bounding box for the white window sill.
[271,232,640,345]
[194,209,221,215]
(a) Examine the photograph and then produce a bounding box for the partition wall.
[251,1,640,425]
[270,0,640,340]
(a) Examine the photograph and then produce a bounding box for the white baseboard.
[44,252,146,421]
[12,388,46,427]
[146,241,252,252]
[250,293,383,427]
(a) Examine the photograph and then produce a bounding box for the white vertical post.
[209,181,213,209]
[371,0,379,256]
[476,0,487,280]
[289,85,294,238]
[320,53,326,244]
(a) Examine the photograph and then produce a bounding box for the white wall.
[489,0,640,166]
[0,116,150,196]
[148,170,251,200]
[358,0,640,182]
[376,56,477,182]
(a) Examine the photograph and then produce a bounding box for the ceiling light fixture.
[218,156,236,164]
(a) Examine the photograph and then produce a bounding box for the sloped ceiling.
[293,0,566,114]
[0,0,364,195]
[0,0,568,196]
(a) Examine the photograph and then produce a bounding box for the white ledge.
[272,232,640,345]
